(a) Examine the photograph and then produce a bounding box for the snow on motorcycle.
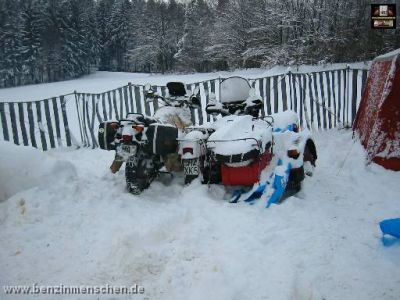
[179,76,317,206]
[179,76,263,184]
[98,82,201,194]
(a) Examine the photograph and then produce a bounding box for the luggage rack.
[207,137,262,149]
[207,137,263,164]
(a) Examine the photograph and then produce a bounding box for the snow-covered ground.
[1,129,399,300]
[0,66,398,299]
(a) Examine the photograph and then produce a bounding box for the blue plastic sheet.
[266,160,292,208]
[380,218,400,239]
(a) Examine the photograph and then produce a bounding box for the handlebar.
[145,92,199,108]
[262,116,274,127]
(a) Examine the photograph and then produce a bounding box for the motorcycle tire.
[184,174,198,185]
[282,141,317,200]
[125,151,156,195]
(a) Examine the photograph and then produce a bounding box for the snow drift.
[0,141,76,202]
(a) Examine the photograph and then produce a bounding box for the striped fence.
[249,68,369,131]
[0,66,368,150]
[0,96,72,151]
[74,81,218,148]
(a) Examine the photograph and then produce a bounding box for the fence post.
[60,96,72,148]
[345,65,351,127]
[218,75,222,102]
[74,90,85,146]
[287,71,292,111]
[303,74,311,131]
[351,69,358,125]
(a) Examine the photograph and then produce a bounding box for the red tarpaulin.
[353,49,400,171]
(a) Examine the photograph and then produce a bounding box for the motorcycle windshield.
[167,82,187,97]
[220,77,251,104]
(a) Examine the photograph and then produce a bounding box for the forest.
[0,0,399,88]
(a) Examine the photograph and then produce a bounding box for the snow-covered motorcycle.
[179,76,263,184]
[179,76,317,206]
[98,82,200,194]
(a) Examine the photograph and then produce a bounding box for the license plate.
[122,145,137,155]
[183,159,199,175]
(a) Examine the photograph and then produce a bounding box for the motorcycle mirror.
[144,83,154,96]
[190,96,201,108]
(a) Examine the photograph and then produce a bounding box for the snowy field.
[1,69,399,300]
[0,62,369,102]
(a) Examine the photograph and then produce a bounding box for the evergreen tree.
[127,0,186,73]
[165,0,185,70]
[59,0,98,79]
[0,0,23,87]
[41,0,65,82]
[1,0,400,88]
[97,0,115,71]
[175,0,214,71]
[127,0,159,72]
[206,0,244,69]
[19,0,44,84]
[106,0,132,71]
[83,0,100,71]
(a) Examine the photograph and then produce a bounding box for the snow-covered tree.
[1,0,399,87]
[206,0,256,69]
[126,0,185,73]
[97,0,115,71]
[105,0,132,71]
[175,0,214,71]
[0,0,23,87]
[18,0,44,84]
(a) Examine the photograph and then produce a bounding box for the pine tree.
[1,0,400,87]
[82,0,100,72]
[175,0,214,71]
[19,0,44,84]
[0,0,24,87]
[97,0,115,71]
[128,0,160,72]
[165,0,185,70]
[206,0,236,70]
[59,0,98,79]
[40,0,65,82]
[126,0,185,73]
[106,0,132,71]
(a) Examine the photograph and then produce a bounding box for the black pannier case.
[146,123,178,155]
[98,121,119,150]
